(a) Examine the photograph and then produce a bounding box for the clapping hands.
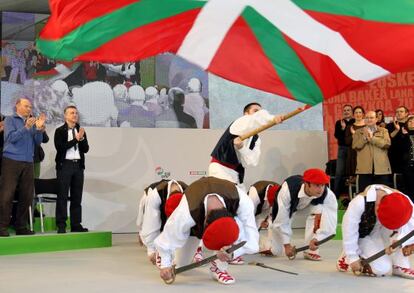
[393,117,401,131]
[25,117,36,129]
[76,127,85,141]
[35,113,46,130]
[340,119,346,130]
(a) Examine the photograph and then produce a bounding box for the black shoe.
[15,228,35,235]
[57,227,66,234]
[0,229,10,237]
[71,225,89,232]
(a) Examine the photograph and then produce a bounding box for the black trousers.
[56,160,84,228]
[0,157,34,230]
[358,174,392,193]
[403,163,414,203]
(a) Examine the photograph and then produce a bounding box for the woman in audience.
[401,115,414,202]
[344,106,365,185]
[375,109,386,128]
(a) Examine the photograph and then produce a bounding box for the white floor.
[0,230,413,293]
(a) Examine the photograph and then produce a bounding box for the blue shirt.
[3,114,43,162]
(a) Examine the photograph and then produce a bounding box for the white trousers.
[353,232,411,275]
[174,236,229,271]
[257,216,272,252]
[174,215,248,271]
[271,214,320,256]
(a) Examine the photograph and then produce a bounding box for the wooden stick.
[239,106,309,141]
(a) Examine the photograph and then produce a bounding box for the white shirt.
[248,185,272,227]
[140,188,163,255]
[154,185,259,268]
[136,188,152,233]
[271,182,338,244]
[65,128,81,160]
[230,109,274,168]
[208,110,274,184]
[139,180,184,255]
[342,185,414,264]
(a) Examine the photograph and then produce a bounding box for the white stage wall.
[39,127,328,232]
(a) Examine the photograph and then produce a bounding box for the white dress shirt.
[208,109,274,184]
[65,128,81,160]
[230,109,274,168]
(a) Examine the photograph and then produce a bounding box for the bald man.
[352,111,392,192]
[0,97,46,236]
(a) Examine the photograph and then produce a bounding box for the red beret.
[202,217,239,251]
[266,184,280,206]
[377,193,413,230]
[303,168,330,185]
[164,192,183,218]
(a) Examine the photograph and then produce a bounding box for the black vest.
[144,179,167,194]
[272,175,328,220]
[251,180,277,216]
[211,124,258,183]
[185,177,239,239]
[358,197,377,238]
[152,180,188,231]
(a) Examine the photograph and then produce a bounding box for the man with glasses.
[386,106,410,174]
[353,111,392,192]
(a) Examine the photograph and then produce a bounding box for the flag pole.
[239,105,310,141]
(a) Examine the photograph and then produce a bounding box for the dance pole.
[239,105,311,141]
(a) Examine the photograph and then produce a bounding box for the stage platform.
[1,215,111,256]
[0,231,112,255]
[31,216,71,232]
[1,233,412,293]
[0,208,344,256]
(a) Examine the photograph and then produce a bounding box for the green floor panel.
[0,231,112,255]
[334,209,345,241]
[337,210,345,225]
[32,217,71,232]
[8,217,71,233]
[334,224,342,240]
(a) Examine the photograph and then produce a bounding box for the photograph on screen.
[1,12,210,129]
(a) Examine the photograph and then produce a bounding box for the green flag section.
[37,0,414,105]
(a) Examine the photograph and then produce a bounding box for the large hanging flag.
[32,61,81,80]
[37,0,414,105]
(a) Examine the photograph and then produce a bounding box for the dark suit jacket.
[0,114,4,153]
[0,114,4,175]
[54,123,89,170]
